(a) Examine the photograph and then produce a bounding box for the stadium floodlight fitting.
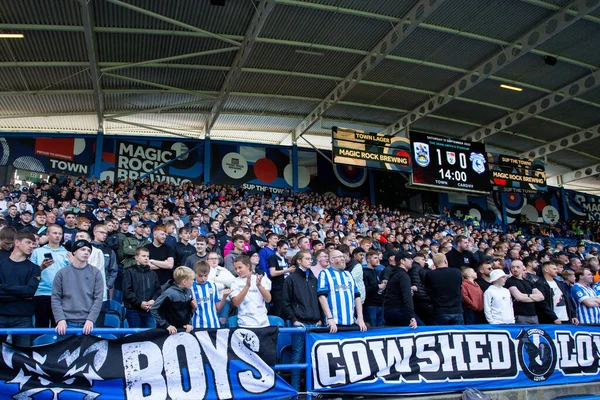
[500,84,523,92]
[544,55,557,66]
[0,33,24,39]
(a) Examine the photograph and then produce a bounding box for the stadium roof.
[1,0,600,193]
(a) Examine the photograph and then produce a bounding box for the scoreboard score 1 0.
[410,131,491,195]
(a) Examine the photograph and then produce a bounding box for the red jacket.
[462,280,484,312]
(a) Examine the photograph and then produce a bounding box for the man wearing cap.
[484,269,514,324]
[505,260,544,324]
[383,251,420,328]
[425,253,464,325]
[51,240,105,335]
[575,242,587,262]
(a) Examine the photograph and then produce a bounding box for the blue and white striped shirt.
[191,281,221,329]
[317,268,360,326]
[572,283,600,325]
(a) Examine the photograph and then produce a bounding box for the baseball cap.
[396,251,413,260]
[352,248,365,256]
[490,269,509,283]
[72,240,92,253]
[133,222,146,228]
[578,241,586,247]
[206,232,216,238]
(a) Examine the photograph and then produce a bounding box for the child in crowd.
[122,247,161,328]
[151,266,195,334]
[230,255,272,327]
[484,269,515,324]
[461,267,484,324]
[191,261,231,328]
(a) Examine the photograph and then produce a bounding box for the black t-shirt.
[476,277,492,294]
[145,243,176,285]
[424,267,463,314]
[505,276,536,316]
[446,248,476,270]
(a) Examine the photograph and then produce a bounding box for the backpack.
[462,388,490,400]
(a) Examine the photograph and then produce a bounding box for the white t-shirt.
[484,285,515,324]
[230,274,272,328]
[547,279,568,321]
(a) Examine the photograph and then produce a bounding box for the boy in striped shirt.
[317,250,367,333]
[191,261,231,329]
[571,268,600,325]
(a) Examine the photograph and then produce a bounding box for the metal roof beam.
[102,72,216,98]
[79,0,104,132]
[292,0,447,142]
[105,118,202,139]
[99,47,238,73]
[206,0,277,136]
[380,0,600,136]
[463,69,600,141]
[105,98,214,119]
[520,122,600,159]
[556,163,600,185]
[103,0,241,47]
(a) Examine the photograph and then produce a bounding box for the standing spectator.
[224,234,246,274]
[535,262,579,325]
[409,252,434,325]
[505,260,544,324]
[258,232,278,277]
[311,249,329,278]
[91,224,118,300]
[230,255,272,328]
[571,268,600,324]
[145,225,175,285]
[484,270,514,324]
[31,224,69,328]
[268,240,293,317]
[282,250,321,390]
[363,250,386,327]
[191,261,230,328]
[383,251,420,328]
[476,259,493,293]
[174,227,195,267]
[523,256,540,285]
[318,250,367,333]
[151,266,195,334]
[62,211,79,244]
[205,233,222,263]
[0,231,41,346]
[185,236,208,269]
[425,253,464,325]
[121,222,151,269]
[52,240,105,335]
[206,251,235,325]
[0,227,15,262]
[446,235,476,270]
[346,247,366,305]
[123,247,161,328]
[461,267,484,324]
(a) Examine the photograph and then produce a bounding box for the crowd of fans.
[0,175,599,389]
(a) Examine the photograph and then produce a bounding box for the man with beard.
[145,225,175,286]
[384,252,420,328]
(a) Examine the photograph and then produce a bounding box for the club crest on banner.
[414,143,430,167]
[446,151,456,165]
[470,153,486,174]
[516,328,557,382]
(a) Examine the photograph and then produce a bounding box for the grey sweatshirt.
[51,263,105,324]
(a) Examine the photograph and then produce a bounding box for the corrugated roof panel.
[579,86,600,104]
[291,0,417,17]
[0,115,97,132]
[116,113,207,130]
[95,0,254,35]
[0,67,92,92]
[212,130,288,145]
[460,79,546,110]
[101,67,225,92]
[411,115,473,137]
[104,92,214,112]
[485,131,546,153]
[494,53,592,91]
[0,94,95,115]
[364,59,464,92]
[546,148,598,169]
[214,114,302,132]
[325,103,401,125]
[224,95,318,115]
[537,20,600,68]
[0,31,88,62]
[261,5,391,52]
[390,28,500,70]
[234,72,336,99]
[568,139,600,161]
[244,42,364,78]
[427,0,553,42]
[434,101,508,125]
[0,0,81,25]
[508,117,574,142]
[539,100,600,128]
[342,84,429,113]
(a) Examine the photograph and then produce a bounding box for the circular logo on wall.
[542,205,559,225]
[221,152,248,179]
[517,328,557,382]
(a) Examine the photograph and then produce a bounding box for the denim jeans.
[125,309,156,328]
[0,315,33,347]
[365,306,384,327]
[291,322,319,391]
[435,313,464,325]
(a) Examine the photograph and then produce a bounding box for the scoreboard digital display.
[410,131,491,194]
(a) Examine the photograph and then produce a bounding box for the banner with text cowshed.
[308,325,600,395]
[0,328,296,400]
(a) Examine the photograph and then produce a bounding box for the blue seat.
[32,334,61,346]
[107,300,124,319]
[103,314,121,329]
[112,290,123,303]
[268,316,285,327]
[92,333,117,340]
[226,316,239,328]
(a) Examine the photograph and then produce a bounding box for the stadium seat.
[226,316,239,328]
[103,314,121,329]
[32,334,61,346]
[112,290,123,303]
[268,315,285,327]
[107,300,125,319]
